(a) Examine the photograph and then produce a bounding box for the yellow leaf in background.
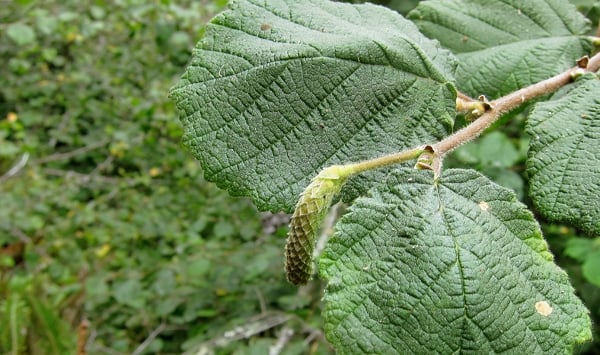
[149,167,161,177]
[559,226,570,235]
[6,112,17,122]
[95,244,111,258]
[215,288,228,297]
[109,141,128,158]
[66,32,82,42]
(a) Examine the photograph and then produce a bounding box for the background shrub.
[1,0,598,353]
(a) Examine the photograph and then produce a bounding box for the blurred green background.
[1,0,598,354]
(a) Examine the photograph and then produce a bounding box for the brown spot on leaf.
[260,23,272,31]
[478,201,489,211]
[535,301,553,316]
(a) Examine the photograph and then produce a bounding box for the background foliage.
[0,1,330,354]
[0,0,599,354]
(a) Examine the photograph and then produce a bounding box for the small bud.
[576,56,589,69]
[414,146,435,171]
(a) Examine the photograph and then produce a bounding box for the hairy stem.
[433,52,600,156]
[344,146,426,175]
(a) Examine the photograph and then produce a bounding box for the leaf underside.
[409,0,592,98]
[170,0,457,212]
[320,168,591,354]
[526,75,600,236]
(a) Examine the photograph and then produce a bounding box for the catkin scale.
[285,166,348,285]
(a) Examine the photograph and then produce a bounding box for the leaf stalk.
[343,146,426,176]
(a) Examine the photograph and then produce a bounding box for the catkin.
[285,166,347,285]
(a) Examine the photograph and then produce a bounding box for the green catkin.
[284,149,426,284]
[285,166,349,285]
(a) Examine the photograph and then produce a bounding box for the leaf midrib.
[436,183,551,353]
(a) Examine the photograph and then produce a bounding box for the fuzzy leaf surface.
[170,0,457,212]
[321,168,591,354]
[526,75,600,236]
[409,0,592,98]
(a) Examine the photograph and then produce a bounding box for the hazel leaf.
[321,168,591,353]
[170,0,457,212]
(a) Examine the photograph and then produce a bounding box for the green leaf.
[112,279,145,309]
[25,294,74,354]
[564,237,595,262]
[449,131,525,198]
[320,168,591,353]
[526,75,600,236]
[170,0,457,211]
[409,0,592,98]
[1,293,30,353]
[6,23,36,46]
[565,237,600,287]
[481,167,525,200]
[186,258,211,278]
[582,250,600,287]
[455,131,521,168]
